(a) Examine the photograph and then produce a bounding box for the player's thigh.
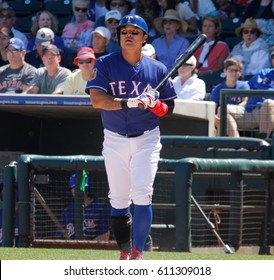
[102,129,131,207]
[131,128,161,205]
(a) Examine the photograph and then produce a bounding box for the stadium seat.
[220,17,242,38]
[43,0,73,17]
[8,0,43,16]
[223,36,242,51]
[14,14,35,34]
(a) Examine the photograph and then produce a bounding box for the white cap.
[92,26,111,41]
[35,27,54,46]
[105,10,122,22]
[141,44,155,57]
[185,55,197,66]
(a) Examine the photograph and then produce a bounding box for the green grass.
[0,248,273,260]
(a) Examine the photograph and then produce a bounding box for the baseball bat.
[34,187,70,240]
[138,33,207,109]
[155,33,207,91]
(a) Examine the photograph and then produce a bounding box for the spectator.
[156,0,198,35]
[226,56,274,138]
[62,0,95,50]
[0,26,13,67]
[152,9,189,71]
[27,10,65,52]
[210,58,249,136]
[172,55,206,100]
[214,0,238,18]
[104,10,122,53]
[195,16,229,76]
[229,18,271,78]
[95,0,108,21]
[63,47,96,95]
[91,26,111,58]
[25,44,71,95]
[189,0,218,19]
[132,0,161,38]
[0,6,28,49]
[55,172,111,241]
[94,0,132,28]
[242,0,274,21]
[0,38,36,93]
[25,27,77,71]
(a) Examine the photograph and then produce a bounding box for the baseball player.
[86,14,177,260]
[55,172,111,241]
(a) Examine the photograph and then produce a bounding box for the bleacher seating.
[8,0,43,16]
[14,14,35,34]
[43,1,73,16]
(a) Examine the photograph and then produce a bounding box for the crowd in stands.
[0,0,273,138]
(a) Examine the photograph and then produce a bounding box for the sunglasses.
[163,20,177,25]
[110,2,126,7]
[6,48,20,53]
[107,19,119,24]
[243,29,256,35]
[121,30,141,36]
[74,6,88,13]
[78,59,92,64]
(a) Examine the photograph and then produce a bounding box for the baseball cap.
[0,26,14,38]
[69,173,89,189]
[35,27,54,46]
[184,56,197,66]
[105,10,122,22]
[0,5,15,17]
[73,47,96,65]
[42,44,60,56]
[142,44,155,57]
[5,38,25,50]
[92,26,111,41]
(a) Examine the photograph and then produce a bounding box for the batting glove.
[126,98,140,108]
[137,87,159,109]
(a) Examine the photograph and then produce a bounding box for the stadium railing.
[220,89,274,139]
[3,144,274,254]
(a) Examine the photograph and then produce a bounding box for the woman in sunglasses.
[63,47,96,95]
[62,0,94,50]
[229,18,271,79]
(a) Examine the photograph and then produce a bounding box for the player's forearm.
[90,89,123,110]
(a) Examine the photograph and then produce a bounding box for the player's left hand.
[137,87,159,109]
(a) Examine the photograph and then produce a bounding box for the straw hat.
[235,18,262,37]
[153,9,188,34]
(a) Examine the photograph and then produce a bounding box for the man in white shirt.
[172,56,206,100]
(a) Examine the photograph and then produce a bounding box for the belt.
[118,132,144,138]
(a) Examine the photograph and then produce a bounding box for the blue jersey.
[55,199,111,240]
[210,80,250,111]
[86,51,177,134]
[245,68,274,112]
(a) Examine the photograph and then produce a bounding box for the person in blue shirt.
[226,53,274,138]
[152,9,189,72]
[210,58,249,136]
[55,172,111,241]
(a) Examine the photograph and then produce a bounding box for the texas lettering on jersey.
[109,81,151,97]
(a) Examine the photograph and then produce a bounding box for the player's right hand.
[137,87,159,109]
